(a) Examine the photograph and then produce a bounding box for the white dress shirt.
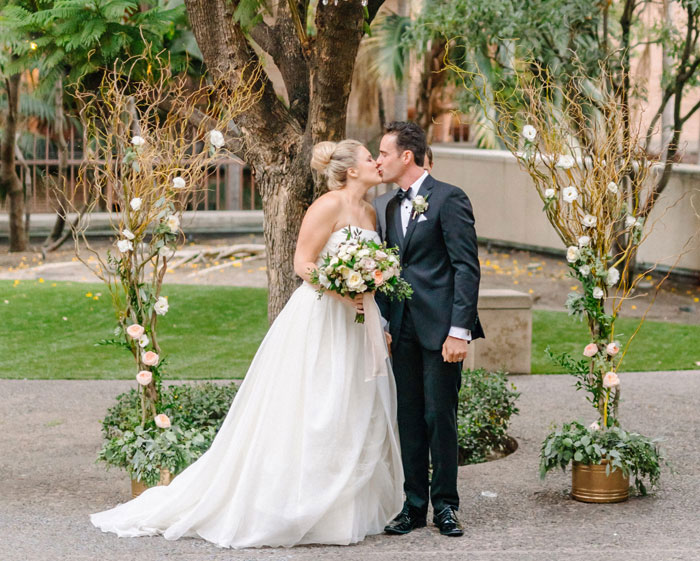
[393,172,471,342]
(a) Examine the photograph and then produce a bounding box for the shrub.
[457,369,520,465]
[98,382,238,486]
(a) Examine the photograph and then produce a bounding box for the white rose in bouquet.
[318,272,331,289]
[356,248,371,258]
[375,250,388,261]
[346,271,366,291]
[358,257,377,271]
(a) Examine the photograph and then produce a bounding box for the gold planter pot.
[571,460,629,503]
[130,468,174,498]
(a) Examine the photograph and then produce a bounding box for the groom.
[373,122,484,537]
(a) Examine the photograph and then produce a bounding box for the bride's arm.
[293,196,363,312]
[293,195,339,284]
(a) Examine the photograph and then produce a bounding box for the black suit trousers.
[392,307,462,514]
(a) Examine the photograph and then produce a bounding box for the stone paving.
[1,371,699,561]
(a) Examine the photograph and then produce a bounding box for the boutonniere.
[411,194,429,219]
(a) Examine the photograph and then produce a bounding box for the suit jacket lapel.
[402,175,434,254]
[385,194,404,250]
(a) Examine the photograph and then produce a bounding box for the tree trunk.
[45,77,69,246]
[184,0,368,321]
[1,74,26,252]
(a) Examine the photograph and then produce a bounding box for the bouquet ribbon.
[362,292,390,382]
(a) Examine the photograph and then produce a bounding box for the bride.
[91,140,404,549]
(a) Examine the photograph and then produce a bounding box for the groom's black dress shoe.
[384,505,427,535]
[433,506,464,537]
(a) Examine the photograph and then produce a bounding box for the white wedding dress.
[91,227,404,549]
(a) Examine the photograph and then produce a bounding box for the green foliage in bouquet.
[310,227,413,322]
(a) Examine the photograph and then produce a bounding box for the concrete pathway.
[1,372,699,561]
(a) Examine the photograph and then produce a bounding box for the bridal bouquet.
[311,227,412,322]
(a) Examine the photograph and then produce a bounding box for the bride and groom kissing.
[91,121,484,549]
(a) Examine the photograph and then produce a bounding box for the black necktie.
[396,188,412,202]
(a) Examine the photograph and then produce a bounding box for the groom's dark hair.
[384,121,427,167]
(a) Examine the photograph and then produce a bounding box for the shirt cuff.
[448,326,472,341]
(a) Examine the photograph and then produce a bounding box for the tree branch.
[309,1,365,142]
[184,0,302,170]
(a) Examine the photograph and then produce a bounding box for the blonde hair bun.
[310,141,337,173]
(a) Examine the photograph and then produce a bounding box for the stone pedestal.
[464,289,532,374]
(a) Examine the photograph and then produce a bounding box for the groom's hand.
[442,336,468,363]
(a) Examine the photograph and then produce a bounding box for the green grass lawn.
[1,280,698,379]
[531,309,700,373]
[0,280,268,379]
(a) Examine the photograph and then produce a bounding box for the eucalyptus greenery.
[540,421,664,496]
[98,382,239,487]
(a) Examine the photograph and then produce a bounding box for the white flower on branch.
[562,186,578,203]
[131,136,145,147]
[544,188,556,199]
[582,214,597,228]
[209,130,225,148]
[130,198,142,211]
[122,228,135,240]
[606,266,620,286]
[625,215,643,229]
[579,265,591,276]
[159,245,174,258]
[556,155,575,169]
[166,215,180,233]
[592,286,604,299]
[117,239,133,253]
[566,246,581,263]
[138,334,149,348]
[172,176,186,189]
[607,181,619,194]
[522,125,537,141]
[589,421,600,430]
[154,296,169,316]
[577,235,590,247]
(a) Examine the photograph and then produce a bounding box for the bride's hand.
[346,293,364,313]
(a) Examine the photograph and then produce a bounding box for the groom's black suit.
[373,174,484,515]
